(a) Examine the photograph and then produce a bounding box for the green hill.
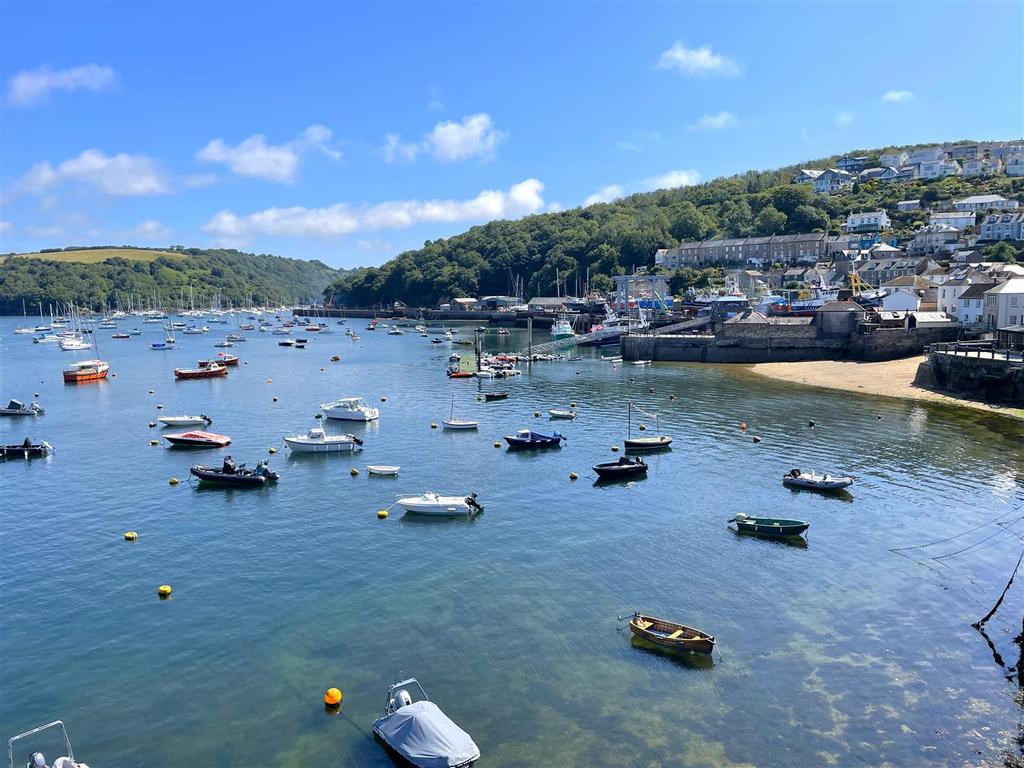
[326,141,1024,308]
[10,247,184,264]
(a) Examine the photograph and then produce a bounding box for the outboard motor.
[27,751,47,768]
[465,492,483,513]
[394,689,413,709]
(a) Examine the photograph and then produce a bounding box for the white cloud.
[547,202,563,212]
[583,185,625,206]
[184,173,218,189]
[197,124,340,183]
[18,149,169,197]
[881,89,913,103]
[0,220,12,234]
[617,141,642,153]
[689,111,737,130]
[835,111,854,128]
[382,133,421,163]
[26,224,63,238]
[657,42,740,77]
[356,238,393,253]
[131,219,171,240]
[7,64,117,106]
[383,113,506,164]
[799,127,810,143]
[203,178,545,242]
[641,169,701,190]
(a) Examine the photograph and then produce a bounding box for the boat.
[628,612,715,655]
[226,333,246,342]
[387,325,404,335]
[782,468,854,491]
[33,334,62,344]
[623,401,673,451]
[8,720,89,768]
[182,326,209,334]
[592,455,647,479]
[367,465,400,476]
[278,339,295,347]
[271,327,291,336]
[396,492,483,516]
[631,360,652,366]
[550,315,576,340]
[58,336,91,351]
[157,414,212,427]
[482,392,508,402]
[215,352,240,366]
[320,397,379,422]
[442,396,479,430]
[112,332,130,339]
[0,399,44,416]
[213,340,234,348]
[129,329,142,336]
[174,360,228,380]
[548,409,576,420]
[163,430,231,448]
[14,326,35,334]
[447,369,475,379]
[63,360,109,383]
[496,328,510,336]
[372,677,480,768]
[190,457,278,486]
[1,439,53,459]
[284,426,363,453]
[728,513,810,538]
[503,429,565,449]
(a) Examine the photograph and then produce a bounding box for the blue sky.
[1,1,1022,268]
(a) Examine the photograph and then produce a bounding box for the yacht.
[320,397,380,422]
[283,426,363,453]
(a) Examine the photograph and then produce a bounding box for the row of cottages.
[929,211,976,229]
[654,233,828,269]
[980,212,1024,241]
[951,194,1019,212]
[853,256,941,287]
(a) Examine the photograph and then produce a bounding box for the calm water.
[1,316,1023,767]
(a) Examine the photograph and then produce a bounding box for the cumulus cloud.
[657,42,740,77]
[131,219,171,240]
[381,133,421,163]
[583,185,625,206]
[203,178,545,242]
[7,63,117,106]
[835,111,854,128]
[184,173,218,189]
[18,149,169,197]
[197,124,341,183]
[381,113,506,164]
[881,89,913,103]
[690,111,736,130]
[0,220,12,234]
[641,169,702,190]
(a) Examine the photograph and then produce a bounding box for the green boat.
[728,513,809,538]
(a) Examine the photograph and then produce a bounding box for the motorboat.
[226,333,246,342]
[503,429,565,449]
[367,465,400,476]
[447,368,474,379]
[729,513,810,538]
[112,332,130,339]
[496,328,510,336]
[63,360,109,383]
[396,492,483,516]
[482,392,508,402]
[278,339,295,347]
[174,360,228,380]
[284,427,363,453]
[213,340,234,348]
[592,455,647,480]
[782,468,854,492]
[372,677,480,768]
[1,439,53,459]
[0,399,45,416]
[215,352,240,366]
[157,414,212,427]
[163,430,231,448]
[631,360,652,366]
[320,397,379,422]
[550,315,575,340]
[387,325,404,335]
[622,401,672,451]
[8,720,90,768]
[190,457,278,486]
[548,409,576,420]
[628,612,715,655]
[33,334,62,344]
[182,326,209,334]
[14,326,35,334]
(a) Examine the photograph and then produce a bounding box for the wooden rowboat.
[628,612,715,654]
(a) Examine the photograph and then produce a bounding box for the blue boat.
[503,429,565,449]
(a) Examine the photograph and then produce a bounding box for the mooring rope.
[889,509,1024,553]
[932,517,1024,561]
[973,548,1024,629]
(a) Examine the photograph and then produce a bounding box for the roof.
[958,283,996,300]
[818,300,865,312]
[998,325,1024,333]
[897,199,920,206]
[910,312,957,323]
[883,275,933,288]
[955,194,1008,205]
[724,310,771,324]
[986,278,1024,295]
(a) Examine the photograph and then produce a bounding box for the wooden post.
[527,317,533,359]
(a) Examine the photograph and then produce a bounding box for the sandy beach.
[747,355,1024,421]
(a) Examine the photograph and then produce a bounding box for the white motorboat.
[158,414,212,427]
[367,465,400,476]
[14,326,35,334]
[284,426,363,453]
[33,334,62,344]
[783,468,854,491]
[372,678,480,768]
[182,326,209,334]
[387,325,404,335]
[631,360,652,366]
[396,492,483,516]
[271,327,291,335]
[8,720,90,768]
[320,397,379,422]
[548,409,576,420]
[214,340,234,348]
[0,399,45,416]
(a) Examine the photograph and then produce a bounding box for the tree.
[790,204,831,232]
[668,202,711,242]
[754,205,787,235]
[984,241,1020,263]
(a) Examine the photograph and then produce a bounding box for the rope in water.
[932,517,1024,561]
[973,549,1024,629]
[888,508,1024,553]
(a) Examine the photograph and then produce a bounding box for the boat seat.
[668,629,685,640]
[636,620,653,630]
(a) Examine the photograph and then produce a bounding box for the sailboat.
[442,395,479,430]
[623,401,672,451]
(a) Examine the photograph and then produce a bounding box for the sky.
[1,1,1022,268]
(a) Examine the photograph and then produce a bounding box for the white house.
[953,194,1019,212]
[920,158,962,179]
[792,169,823,184]
[909,146,946,164]
[983,278,1024,328]
[947,144,982,161]
[980,212,1024,241]
[896,164,920,181]
[813,169,855,194]
[962,158,1003,177]
[897,199,921,212]
[929,211,976,229]
[957,282,992,325]
[908,223,961,255]
[880,276,930,311]
[1007,154,1024,177]
[987,142,1024,160]
[938,275,994,315]
[844,211,891,232]
[880,150,910,168]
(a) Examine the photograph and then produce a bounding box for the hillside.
[0,246,344,313]
[325,141,1024,308]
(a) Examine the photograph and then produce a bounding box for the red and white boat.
[174,360,228,380]
[163,430,232,448]
[215,352,240,366]
[63,359,110,383]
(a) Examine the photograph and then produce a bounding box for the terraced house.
[654,233,827,269]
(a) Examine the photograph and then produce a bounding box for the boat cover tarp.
[376,701,479,768]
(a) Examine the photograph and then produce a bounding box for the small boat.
[182,326,209,334]
[174,360,228,380]
[482,391,508,402]
[14,326,35,334]
[163,430,231,448]
[284,426,363,453]
[504,429,565,449]
[442,396,479,430]
[631,360,652,366]
[367,465,400,476]
[372,677,480,768]
[151,341,171,350]
[226,333,246,342]
[213,340,234,348]
[496,328,510,336]
[628,612,715,655]
[191,457,278,486]
[623,401,673,451]
[387,325,404,335]
[158,414,212,427]
[729,513,810,538]
[112,332,130,339]
[548,409,576,420]
[0,399,45,416]
[396,492,483,516]
[430,338,444,344]
[59,337,92,351]
[129,329,142,335]
[1,439,53,459]
[215,353,240,366]
[63,359,109,383]
[33,334,62,344]
[271,328,291,336]
[447,370,475,379]
[592,455,647,479]
[320,396,379,422]
[782,468,854,491]
[8,720,89,768]
[278,340,295,347]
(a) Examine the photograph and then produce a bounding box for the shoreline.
[746,356,1024,422]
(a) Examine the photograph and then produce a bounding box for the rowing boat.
[728,513,809,538]
[628,612,715,654]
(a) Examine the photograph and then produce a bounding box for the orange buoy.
[740,422,747,431]
[324,688,342,707]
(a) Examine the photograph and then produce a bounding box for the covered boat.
[174,360,228,380]
[782,468,854,492]
[372,678,480,768]
[592,455,647,480]
[0,399,45,417]
[396,492,483,516]
[729,512,809,538]
[190,457,278,486]
[8,720,90,768]
[283,427,363,453]
[548,409,576,420]
[158,414,212,427]
[163,430,231,448]
[503,429,565,449]
[1,438,53,459]
[628,612,715,655]
[320,396,379,422]
[63,359,109,383]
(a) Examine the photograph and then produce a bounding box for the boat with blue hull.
[503,429,565,449]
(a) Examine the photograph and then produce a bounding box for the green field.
[10,248,183,264]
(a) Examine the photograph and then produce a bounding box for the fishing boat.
[623,401,673,451]
[8,720,89,768]
[550,315,575,340]
[174,360,228,380]
[728,513,810,538]
[367,465,400,476]
[63,359,109,383]
[548,409,576,420]
[442,396,479,430]
[372,677,480,768]
[482,391,508,402]
[157,414,212,427]
[190,457,278,486]
[782,468,854,492]
[283,426,363,453]
[1,439,53,459]
[320,397,379,422]
[163,430,231,448]
[215,352,240,366]
[0,399,45,416]
[503,429,565,449]
[396,492,483,516]
[628,612,715,655]
[592,455,647,479]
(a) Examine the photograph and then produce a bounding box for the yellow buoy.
[156,404,164,410]
[150,439,159,446]
[569,472,578,481]
[169,477,180,485]
[350,468,359,476]
[268,447,277,454]
[323,687,342,707]
[570,402,577,407]
[494,441,501,448]
[148,422,156,428]
[377,509,389,519]
[534,411,540,417]
[431,422,438,429]
[124,531,138,541]
[611,445,619,452]
[157,584,172,598]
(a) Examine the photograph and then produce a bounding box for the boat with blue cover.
[503,429,565,449]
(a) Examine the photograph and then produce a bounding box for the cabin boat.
[592,455,647,480]
[163,430,231,448]
[283,427,363,453]
[190,457,278,486]
[157,415,212,427]
[387,325,404,335]
[729,513,810,538]
[782,468,854,492]
[396,492,483,516]
[1,439,53,459]
[320,397,379,422]
[215,353,240,366]
[628,612,715,655]
[63,360,109,383]
[504,429,565,449]
[8,720,90,768]
[174,360,228,380]
[0,399,45,417]
[367,465,400,476]
[372,677,480,768]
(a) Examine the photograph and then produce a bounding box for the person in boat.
[222,456,236,474]
[23,437,32,448]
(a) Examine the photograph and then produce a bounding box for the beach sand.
[747,355,1024,421]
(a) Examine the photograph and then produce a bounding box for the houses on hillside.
[952,194,1018,212]
[654,233,828,269]
[812,169,855,194]
[979,212,1024,242]
[844,211,891,232]
[929,211,976,229]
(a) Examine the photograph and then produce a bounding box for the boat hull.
[190,467,275,486]
[442,420,479,430]
[1,444,51,459]
[731,516,809,537]
[624,436,672,451]
[628,614,715,655]
[174,367,228,380]
[367,465,400,476]
[283,437,356,452]
[63,369,108,383]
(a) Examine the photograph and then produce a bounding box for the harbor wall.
[921,350,1024,405]
[848,327,961,362]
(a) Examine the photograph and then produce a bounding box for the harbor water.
[1,316,1022,767]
